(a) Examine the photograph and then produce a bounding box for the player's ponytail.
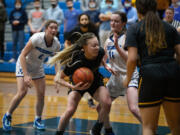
[136,0,167,55]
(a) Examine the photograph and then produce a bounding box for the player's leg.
[33,77,46,130]
[140,106,160,135]
[91,86,112,135]
[162,71,180,135]
[126,87,142,123]
[162,101,180,135]
[127,69,142,123]
[2,77,28,131]
[56,91,82,135]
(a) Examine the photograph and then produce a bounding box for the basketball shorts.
[16,59,45,80]
[68,74,104,97]
[106,68,139,98]
[138,61,180,107]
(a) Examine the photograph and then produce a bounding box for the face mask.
[52,4,56,8]
[15,5,21,9]
[124,3,131,8]
[35,5,40,8]
[80,23,89,27]
[67,6,73,9]
[89,3,96,8]
[106,4,112,8]
[51,1,57,7]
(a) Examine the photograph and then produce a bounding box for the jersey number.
[38,54,44,60]
[109,51,114,59]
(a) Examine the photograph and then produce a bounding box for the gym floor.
[0,73,171,135]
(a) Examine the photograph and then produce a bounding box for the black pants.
[0,30,5,59]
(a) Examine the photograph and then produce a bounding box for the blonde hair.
[48,32,96,67]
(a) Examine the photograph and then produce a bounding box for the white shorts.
[106,69,139,98]
[128,69,139,88]
[16,59,45,80]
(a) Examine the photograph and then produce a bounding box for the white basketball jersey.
[16,32,60,79]
[106,34,139,98]
[106,34,126,75]
[26,32,60,68]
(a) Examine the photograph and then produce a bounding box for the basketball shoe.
[33,117,45,130]
[2,113,12,131]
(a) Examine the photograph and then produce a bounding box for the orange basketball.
[72,67,94,85]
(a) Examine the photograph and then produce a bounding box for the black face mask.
[80,24,89,28]
[52,4,56,8]
[67,6,73,9]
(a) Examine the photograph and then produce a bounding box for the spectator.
[154,0,171,19]
[164,7,180,32]
[28,0,46,36]
[99,0,117,47]
[9,0,28,63]
[65,13,99,47]
[85,0,101,28]
[76,0,101,10]
[100,0,123,10]
[64,0,81,37]
[78,0,89,11]
[46,0,64,39]
[121,0,138,27]
[0,0,7,63]
[170,0,180,21]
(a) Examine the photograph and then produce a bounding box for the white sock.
[35,116,41,119]
[6,112,11,116]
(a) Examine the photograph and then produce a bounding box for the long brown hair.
[136,0,167,55]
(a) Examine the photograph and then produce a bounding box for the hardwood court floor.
[0,73,171,135]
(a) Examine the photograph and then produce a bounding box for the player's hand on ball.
[73,82,91,90]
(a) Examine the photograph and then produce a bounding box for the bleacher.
[0,0,111,78]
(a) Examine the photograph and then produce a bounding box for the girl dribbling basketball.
[49,32,113,135]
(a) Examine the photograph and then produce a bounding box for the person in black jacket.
[124,0,180,134]
[0,0,7,62]
[9,0,27,63]
[64,13,99,48]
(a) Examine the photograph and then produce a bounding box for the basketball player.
[124,0,180,134]
[90,11,141,135]
[49,33,113,135]
[102,11,141,130]
[2,20,60,131]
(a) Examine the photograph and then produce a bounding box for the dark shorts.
[68,75,104,97]
[138,61,180,107]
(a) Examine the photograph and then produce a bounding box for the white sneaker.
[8,58,15,63]
[0,59,4,63]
